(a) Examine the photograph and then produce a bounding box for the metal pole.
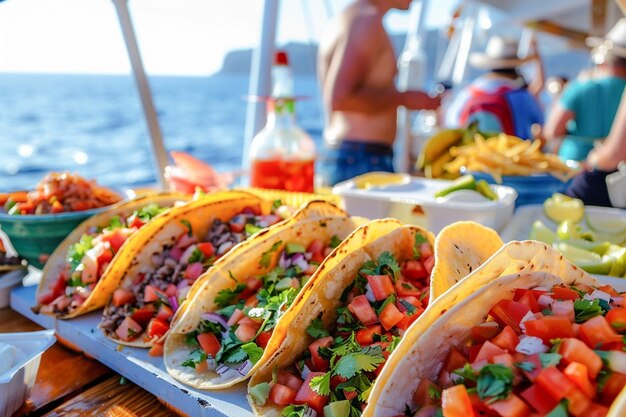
[112,0,168,189]
[242,0,279,184]
[451,4,477,87]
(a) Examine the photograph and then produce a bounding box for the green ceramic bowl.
[0,207,109,269]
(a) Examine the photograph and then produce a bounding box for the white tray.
[501,204,626,242]
[10,283,253,417]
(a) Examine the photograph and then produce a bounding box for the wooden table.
[1,308,179,417]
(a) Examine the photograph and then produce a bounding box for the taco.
[163,207,369,389]
[245,220,439,417]
[34,192,189,318]
[98,197,342,352]
[364,239,626,417]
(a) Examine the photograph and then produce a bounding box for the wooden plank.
[0,308,112,415]
[41,375,180,417]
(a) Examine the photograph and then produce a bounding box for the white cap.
[469,36,533,70]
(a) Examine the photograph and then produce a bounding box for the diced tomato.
[401,260,428,281]
[367,275,395,301]
[146,317,169,339]
[277,371,303,392]
[348,295,378,325]
[395,280,422,297]
[102,229,128,253]
[422,256,435,275]
[229,216,246,233]
[606,308,626,333]
[184,262,204,282]
[115,316,142,341]
[598,284,619,297]
[97,248,114,266]
[489,299,531,333]
[307,240,325,263]
[256,330,273,349]
[235,323,257,343]
[128,215,145,229]
[563,362,596,398]
[579,315,622,349]
[583,403,610,417]
[245,294,259,308]
[520,353,543,382]
[559,338,602,378]
[37,289,57,305]
[294,372,329,414]
[564,384,592,416]
[379,302,404,331]
[51,273,68,296]
[491,326,519,352]
[309,336,333,371]
[112,288,136,307]
[165,284,177,297]
[131,305,157,327]
[396,309,422,331]
[148,342,164,357]
[344,390,358,401]
[413,378,441,406]
[552,300,575,322]
[227,308,246,326]
[488,393,530,417]
[246,276,263,292]
[156,304,174,322]
[524,316,574,344]
[80,251,98,284]
[356,324,382,345]
[143,285,164,303]
[197,242,215,258]
[521,383,559,414]
[269,383,298,406]
[471,324,502,343]
[517,291,541,313]
[418,242,433,258]
[535,367,574,402]
[330,375,348,390]
[514,288,547,302]
[443,347,469,373]
[601,371,626,403]
[197,332,221,357]
[441,385,476,417]
[551,286,581,301]
[474,340,507,364]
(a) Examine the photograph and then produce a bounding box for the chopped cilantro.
[214,283,247,308]
[306,318,330,339]
[330,235,342,249]
[428,385,442,400]
[108,216,123,229]
[245,223,263,236]
[282,405,309,417]
[574,299,606,323]
[184,332,199,347]
[272,199,283,211]
[375,295,396,315]
[542,308,554,316]
[387,335,402,353]
[187,248,205,264]
[399,299,418,315]
[181,349,207,368]
[515,361,536,372]
[413,233,428,259]
[260,241,282,268]
[546,400,569,417]
[241,342,264,364]
[180,219,192,236]
[134,203,168,221]
[334,345,385,379]
[310,371,331,395]
[453,363,477,382]
[66,234,94,273]
[476,364,514,404]
[539,353,562,368]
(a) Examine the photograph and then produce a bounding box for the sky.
[0,0,458,76]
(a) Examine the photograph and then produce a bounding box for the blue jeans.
[320,140,394,186]
[566,168,617,207]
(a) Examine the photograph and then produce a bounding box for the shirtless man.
[318,0,440,185]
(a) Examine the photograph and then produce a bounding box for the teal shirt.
[558,76,626,160]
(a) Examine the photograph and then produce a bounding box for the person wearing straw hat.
[544,18,626,162]
[444,35,545,140]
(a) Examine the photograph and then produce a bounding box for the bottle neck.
[266,99,297,128]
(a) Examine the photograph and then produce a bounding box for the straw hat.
[469,36,533,70]
[587,18,626,61]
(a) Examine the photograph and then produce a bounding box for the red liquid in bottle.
[250,159,315,192]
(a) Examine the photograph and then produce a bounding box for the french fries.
[443,134,578,183]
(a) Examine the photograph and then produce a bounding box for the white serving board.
[501,204,626,242]
[10,284,254,417]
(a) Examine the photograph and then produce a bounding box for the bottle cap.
[274,51,289,66]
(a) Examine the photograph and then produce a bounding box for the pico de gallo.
[248,233,434,417]
[1,172,122,215]
[406,283,626,417]
[100,203,291,355]
[178,235,343,379]
[35,203,169,315]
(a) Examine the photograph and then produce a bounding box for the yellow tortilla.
[35,192,189,319]
[164,211,370,389]
[247,220,434,416]
[364,240,601,417]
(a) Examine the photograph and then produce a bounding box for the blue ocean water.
[0,73,325,192]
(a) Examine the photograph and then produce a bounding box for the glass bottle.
[249,51,316,192]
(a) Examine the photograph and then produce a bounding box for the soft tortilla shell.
[164,214,371,389]
[430,221,503,301]
[365,240,601,417]
[247,221,434,416]
[36,192,188,319]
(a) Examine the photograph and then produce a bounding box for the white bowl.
[332,173,518,233]
[0,330,56,417]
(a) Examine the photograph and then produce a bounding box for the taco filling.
[179,236,343,377]
[100,204,289,350]
[249,234,434,417]
[35,203,169,315]
[410,283,626,417]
